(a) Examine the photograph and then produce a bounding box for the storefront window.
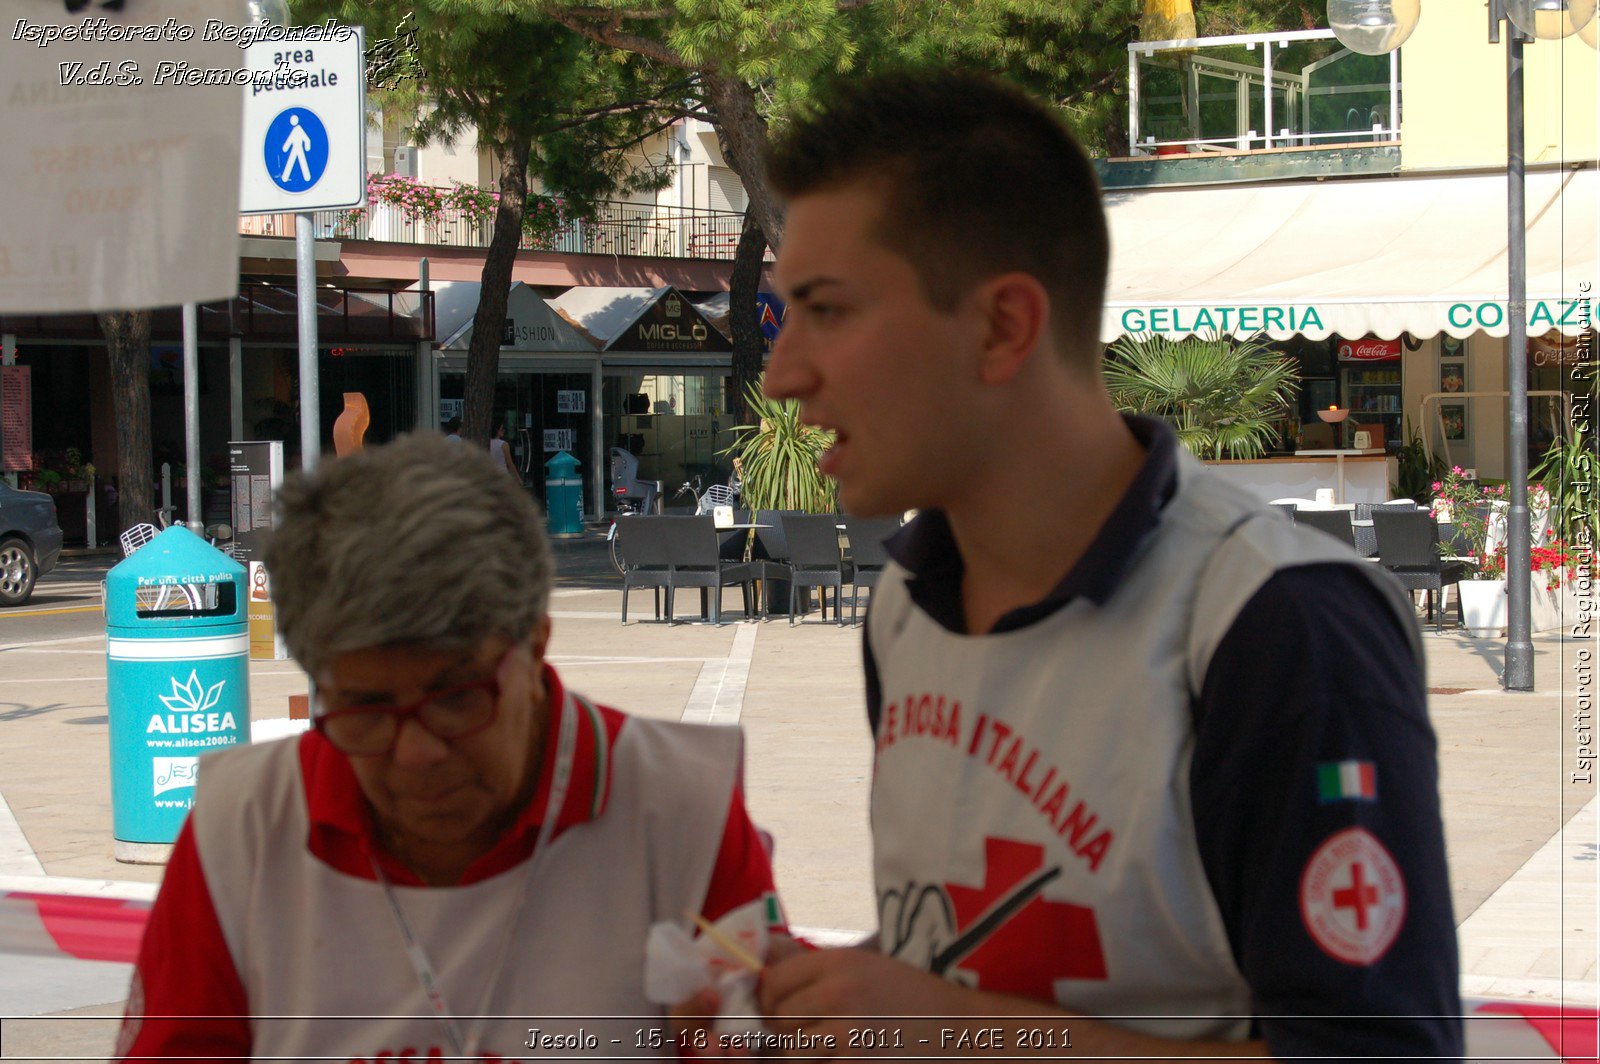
[439,370,592,506]
[603,371,735,504]
[1528,329,1595,459]
[15,343,93,464]
[242,346,417,471]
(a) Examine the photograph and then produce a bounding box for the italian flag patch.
[1317,760,1377,803]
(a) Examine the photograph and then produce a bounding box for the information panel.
[1,366,32,473]
[228,440,285,659]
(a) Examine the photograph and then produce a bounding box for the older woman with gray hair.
[116,433,782,1062]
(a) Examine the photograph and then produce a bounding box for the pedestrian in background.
[489,422,518,477]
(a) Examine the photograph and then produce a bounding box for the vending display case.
[1341,364,1402,444]
[1336,336,1404,451]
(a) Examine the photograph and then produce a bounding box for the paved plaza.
[0,538,1594,1059]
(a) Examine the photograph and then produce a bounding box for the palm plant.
[723,384,839,513]
[1531,424,1596,544]
[1104,334,1300,460]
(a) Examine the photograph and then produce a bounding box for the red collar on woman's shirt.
[298,664,624,886]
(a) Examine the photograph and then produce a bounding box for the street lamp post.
[1497,10,1535,691]
[1330,0,1597,691]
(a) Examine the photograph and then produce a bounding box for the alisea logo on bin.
[147,670,236,734]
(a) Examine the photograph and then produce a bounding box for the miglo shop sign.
[1118,298,1590,336]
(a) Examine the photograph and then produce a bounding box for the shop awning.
[1101,168,1597,342]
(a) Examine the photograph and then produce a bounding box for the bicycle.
[606,492,650,575]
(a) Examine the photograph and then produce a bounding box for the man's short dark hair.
[767,68,1110,368]
[443,417,462,433]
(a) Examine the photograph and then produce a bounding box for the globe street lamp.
[1330,0,1597,690]
[1327,0,1421,55]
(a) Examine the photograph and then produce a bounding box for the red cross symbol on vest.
[1300,828,1408,966]
[938,836,1106,1001]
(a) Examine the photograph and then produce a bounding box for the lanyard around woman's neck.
[368,688,579,1059]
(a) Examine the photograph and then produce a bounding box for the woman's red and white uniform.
[116,666,781,1062]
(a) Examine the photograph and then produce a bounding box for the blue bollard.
[105,527,250,863]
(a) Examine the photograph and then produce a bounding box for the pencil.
[689,912,764,972]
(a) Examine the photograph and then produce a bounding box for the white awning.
[1101,168,1597,342]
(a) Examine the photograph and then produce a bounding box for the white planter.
[1531,573,1581,633]
[1458,578,1507,638]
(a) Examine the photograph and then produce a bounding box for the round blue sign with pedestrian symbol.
[264,107,329,194]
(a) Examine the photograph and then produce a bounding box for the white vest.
[192,714,740,1061]
[868,454,1418,1040]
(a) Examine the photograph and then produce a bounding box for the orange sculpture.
[332,392,370,456]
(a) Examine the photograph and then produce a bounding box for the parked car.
[0,482,63,607]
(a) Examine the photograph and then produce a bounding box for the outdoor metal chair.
[1295,508,1358,551]
[782,514,850,626]
[662,516,754,624]
[1354,500,1419,522]
[718,509,752,561]
[843,515,902,626]
[749,509,805,618]
[613,517,673,623]
[1372,509,1469,634]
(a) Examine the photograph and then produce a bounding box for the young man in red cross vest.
[743,68,1462,1060]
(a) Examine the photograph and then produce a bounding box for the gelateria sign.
[1116,297,1592,338]
[1118,305,1325,335]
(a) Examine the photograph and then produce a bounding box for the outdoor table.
[1290,448,1387,503]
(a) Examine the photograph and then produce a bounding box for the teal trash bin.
[105,526,250,863]
[544,451,584,537]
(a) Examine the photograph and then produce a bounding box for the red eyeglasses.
[314,647,514,756]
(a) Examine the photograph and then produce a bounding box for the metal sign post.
[296,217,321,472]
[238,26,366,474]
[182,303,202,531]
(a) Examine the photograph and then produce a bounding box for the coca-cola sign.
[1336,337,1402,361]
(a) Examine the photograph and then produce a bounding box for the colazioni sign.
[1446,299,1591,331]
[1118,305,1325,334]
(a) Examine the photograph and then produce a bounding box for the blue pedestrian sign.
[264,108,329,194]
[239,27,366,213]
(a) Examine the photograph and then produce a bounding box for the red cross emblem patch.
[1299,828,1407,966]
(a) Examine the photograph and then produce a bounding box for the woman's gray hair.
[263,432,553,676]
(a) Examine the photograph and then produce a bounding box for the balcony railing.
[0,283,435,343]
[1128,29,1400,156]
[241,198,758,260]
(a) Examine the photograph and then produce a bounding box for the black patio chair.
[843,515,902,626]
[718,509,753,561]
[1372,509,1469,634]
[1295,508,1357,551]
[1354,500,1419,522]
[663,515,754,625]
[613,517,673,624]
[782,514,850,626]
[749,509,803,618]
